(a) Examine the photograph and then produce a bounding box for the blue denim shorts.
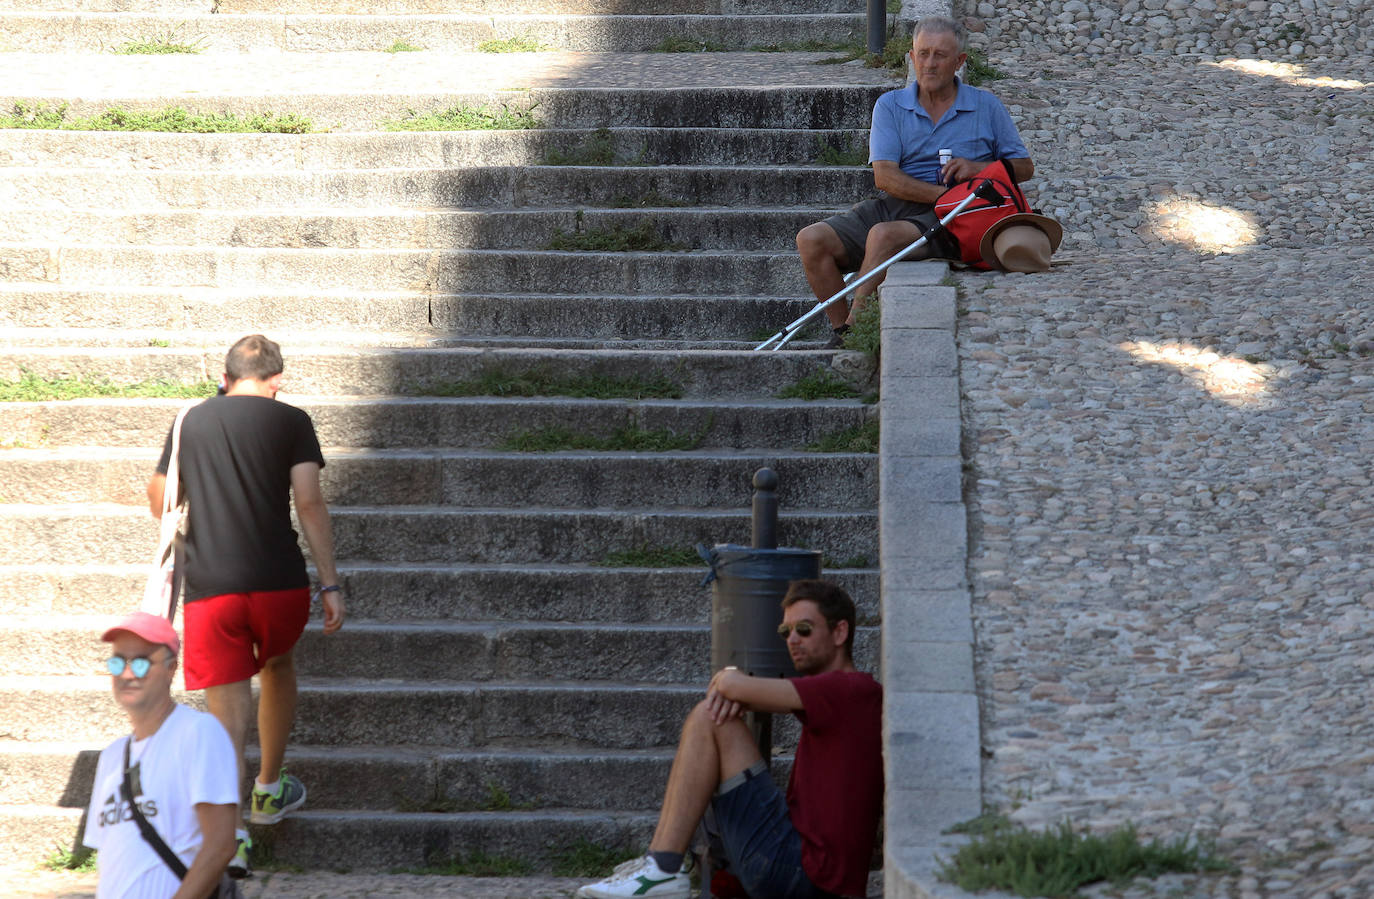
[710,761,827,899]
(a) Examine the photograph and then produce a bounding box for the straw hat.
[979,213,1064,273]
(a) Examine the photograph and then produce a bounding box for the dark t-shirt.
[787,670,884,897]
[157,395,325,602]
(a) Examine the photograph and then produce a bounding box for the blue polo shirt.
[868,78,1029,184]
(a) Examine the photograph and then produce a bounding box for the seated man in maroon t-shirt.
[577,580,884,899]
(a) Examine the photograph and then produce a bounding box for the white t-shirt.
[83,704,239,899]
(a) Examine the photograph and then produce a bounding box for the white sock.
[256,778,280,794]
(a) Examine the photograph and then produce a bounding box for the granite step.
[0,447,879,507]
[0,288,818,340]
[0,562,880,621]
[0,206,841,250]
[0,127,871,169]
[0,12,867,54]
[0,504,878,565]
[0,166,875,209]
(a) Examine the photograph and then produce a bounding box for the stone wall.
[958,0,1373,60]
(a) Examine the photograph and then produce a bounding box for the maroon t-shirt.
[787,670,884,896]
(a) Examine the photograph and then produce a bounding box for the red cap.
[102,612,180,657]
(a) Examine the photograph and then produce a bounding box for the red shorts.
[182,588,311,690]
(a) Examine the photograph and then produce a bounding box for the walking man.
[577,580,883,899]
[796,15,1034,345]
[147,334,345,877]
[84,612,238,897]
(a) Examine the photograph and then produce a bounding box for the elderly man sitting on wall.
[796,15,1035,346]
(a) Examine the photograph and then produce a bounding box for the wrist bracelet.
[314,585,342,601]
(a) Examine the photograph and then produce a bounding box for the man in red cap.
[83,612,238,897]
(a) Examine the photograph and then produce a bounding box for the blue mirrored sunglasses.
[106,655,161,678]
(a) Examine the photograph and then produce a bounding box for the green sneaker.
[248,771,307,824]
[227,835,251,879]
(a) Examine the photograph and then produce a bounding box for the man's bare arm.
[170,802,236,899]
[872,160,946,204]
[146,474,166,519]
[290,461,344,634]
[703,668,803,724]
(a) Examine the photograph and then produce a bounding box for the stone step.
[6,0,854,12]
[2,676,704,747]
[0,396,873,450]
[0,504,877,565]
[0,165,875,209]
[1,447,878,507]
[0,348,876,399]
[0,287,816,340]
[0,12,866,54]
[0,244,817,294]
[0,127,871,170]
[0,206,840,250]
[3,740,697,813]
[10,616,880,679]
[0,563,880,621]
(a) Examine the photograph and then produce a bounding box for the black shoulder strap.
[122,737,189,880]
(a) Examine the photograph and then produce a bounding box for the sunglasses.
[777,621,816,639]
[106,654,167,678]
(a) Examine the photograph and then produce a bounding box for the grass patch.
[478,35,549,52]
[610,191,690,209]
[871,31,910,71]
[815,136,867,166]
[478,781,537,811]
[963,48,1005,85]
[0,371,216,402]
[653,36,729,52]
[0,102,310,133]
[841,297,882,357]
[749,39,851,52]
[43,846,96,872]
[543,128,616,166]
[499,424,706,453]
[887,0,901,11]
[420,367,682,400]
[937,816,1232,897]
[552,839,640,878]
[111,27,205,54]
[805,419,879,453]
[381,102,538,131]
[395,851,533,877]
[595,545,703,568]
[777,368,861,400]
[822,555,872,569]
[548,220,685,252]
[383,39,425,52]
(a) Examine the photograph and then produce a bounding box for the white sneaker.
[576,856,691,899]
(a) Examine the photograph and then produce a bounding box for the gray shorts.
[822,195,955,271]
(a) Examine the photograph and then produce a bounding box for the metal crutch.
[755,179,1006,351]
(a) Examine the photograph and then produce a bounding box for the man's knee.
[864,220,921,256]
[796,222,842,260]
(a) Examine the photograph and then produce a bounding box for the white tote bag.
[141,406,192,619]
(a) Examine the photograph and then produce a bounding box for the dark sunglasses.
[777,621,815,639]
[106,654,166,678]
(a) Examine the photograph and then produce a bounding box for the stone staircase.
[0,0,898,874]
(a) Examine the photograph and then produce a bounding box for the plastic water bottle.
[938,148,952,184]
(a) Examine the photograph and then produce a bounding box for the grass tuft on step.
[43,846,95,872]
[777,368,861,400]
[937,815,1233,897]
[0,102,310,133]
[382,39,425,52]
[418,368,683,400]
[0,371,216,402]
[478,35,549,52]
[111,28,205,54]
[382,102,539,131]
[499,424,705,453]
[595,544,704,568]
[805,419,878,453]
[552,839,640,878]
[548,220,686,252]
[394,851,533,877]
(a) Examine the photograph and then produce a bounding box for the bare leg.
[205,679,254,793]
[796,223,854,330]
[649,701,763,855]
[255,652,297,783]
[846,220,928,326]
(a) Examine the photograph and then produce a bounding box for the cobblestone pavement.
[955,42,1374,899]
